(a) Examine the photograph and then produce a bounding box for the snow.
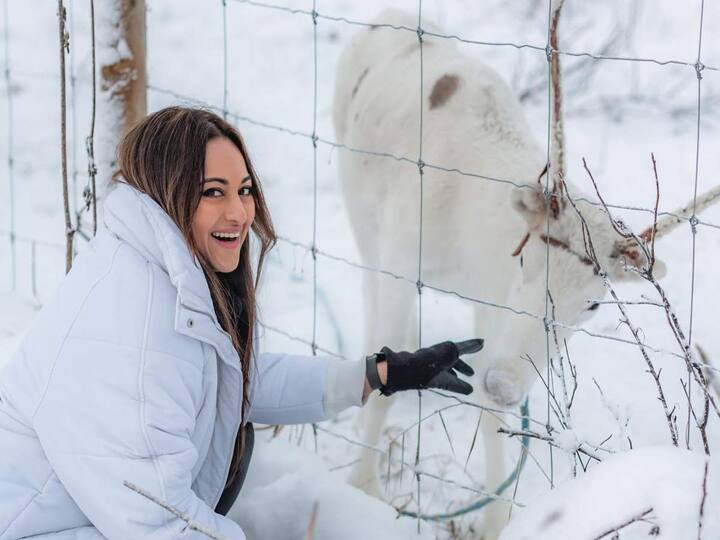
[499,446,720,540]
[553,429,580,455]
[227,431,434,539]
[1,0,720,538]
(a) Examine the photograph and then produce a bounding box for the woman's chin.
[211,257,240,273]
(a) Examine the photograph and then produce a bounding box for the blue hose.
[397,399,530,521]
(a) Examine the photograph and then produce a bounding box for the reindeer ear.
[511,186,549,229]
[611,243,667,281]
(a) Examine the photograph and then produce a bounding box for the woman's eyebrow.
[203,175,252,184]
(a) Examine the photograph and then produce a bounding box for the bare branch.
[57,0,75,272]
[565,340,579,409]
[304,502,319,540]
[562,171,679,445]
[573,158,720,447]
[698,461,709,540]
[680,380,710,455]
[648,153,660,272]
[123,481,224,540]
[497,427,603,462]
[523,353,567,428]
[592,378,631,452]
[586,298,663,307]
[437,410,456,458]
[592,508,655,539]
[547,291,578,475]
[697,344,720,398]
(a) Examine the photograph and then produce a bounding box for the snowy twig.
[579,156,720,448]
[547,290,579,475]
[123,481,224,540]
[547,294,572,427]
[681,380,710,455]
[317,424,509,496]
[426,391,556,483]
[414,471,525,507]
[592,508,654,539]
[564,340,579,410]
[522,353,566,428]
[497,427,602,462]
[586,298,662,307]
[464,409,484,473]
[698,460,709,540]
[57,0,75,272]
[83,0,98,236]
[592,378,632,452]
[696,344,720,399]
[437,410,456,458]
[570,160,680,446]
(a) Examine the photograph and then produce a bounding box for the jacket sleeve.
[247,352,366,425]
[32,336,245,540]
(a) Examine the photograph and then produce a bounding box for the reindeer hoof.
[484,368,524,407]
[348,469,384,499]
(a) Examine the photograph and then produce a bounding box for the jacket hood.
[103,181,217,321]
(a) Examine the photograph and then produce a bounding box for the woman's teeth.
[211,232,240,242]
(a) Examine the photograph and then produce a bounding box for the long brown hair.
[111,106,276,487]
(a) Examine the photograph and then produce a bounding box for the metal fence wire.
[0,0,716,530]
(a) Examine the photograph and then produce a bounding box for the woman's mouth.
[211,231,241,249]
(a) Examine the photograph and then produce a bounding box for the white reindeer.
[332,7,718,538]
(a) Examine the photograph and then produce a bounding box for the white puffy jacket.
[0,182,365,539]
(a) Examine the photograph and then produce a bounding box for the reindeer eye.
[587,302,599,311]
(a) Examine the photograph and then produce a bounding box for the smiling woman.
[193,137,257,273]
[0,105,480,539]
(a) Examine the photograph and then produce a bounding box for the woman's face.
[192,137,256,273]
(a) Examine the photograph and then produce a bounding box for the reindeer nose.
[484,367,525,408]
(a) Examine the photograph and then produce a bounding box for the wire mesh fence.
[1,0,718,533]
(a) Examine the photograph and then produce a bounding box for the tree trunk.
[101,0,146,131]
[95,0,146,210]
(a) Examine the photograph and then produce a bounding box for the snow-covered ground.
[2,0,720,538]
[498,447,719,539]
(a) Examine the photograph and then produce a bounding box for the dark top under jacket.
[215,421,255,516]
[215,271,254,516]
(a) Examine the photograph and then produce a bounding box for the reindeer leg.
[472,306,513,540]
[348,268,416,498]
[480,406,509,540]
[348,392,397,497]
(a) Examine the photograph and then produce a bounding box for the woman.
[0,106,482,539]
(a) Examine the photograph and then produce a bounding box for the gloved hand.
[371,339,483,397]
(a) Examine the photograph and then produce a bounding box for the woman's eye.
[203,188,223,197]
[240,186,254,197]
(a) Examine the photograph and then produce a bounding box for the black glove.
[373,339,483,397]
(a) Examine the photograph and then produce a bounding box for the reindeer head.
[479,0,720,408]
[511,184,667,285]
[482,175,719,408]
[480,182,670,408]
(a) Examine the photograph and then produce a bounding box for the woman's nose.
[224,194,248,223]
